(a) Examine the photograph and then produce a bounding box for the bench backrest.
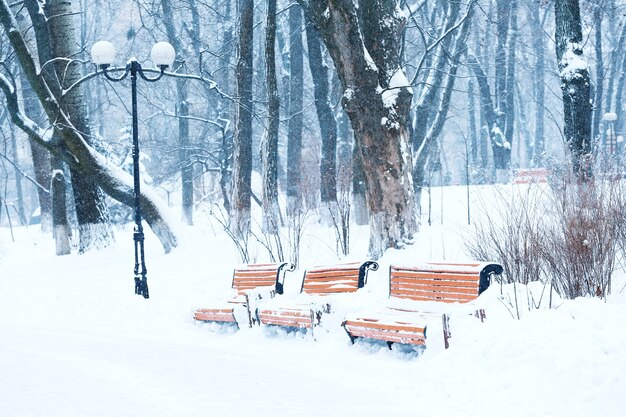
[232,262,295,296]
[301,261,378,295]
[389,262,503,303]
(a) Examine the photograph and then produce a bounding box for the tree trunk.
[45,0,114,252]
[528,0,546,166]
[231,0,254,238]
[591,4,604,147]
[555,0,593,179]
[504,0,517,155]
[305,0,417,258]
[468,79,478,165]
[305,21,338,206]
[51,154,71,255]
[467,54,504,175]
[262,0,280,234]
[161,0,194,225]
[20,72,52,232]
[494,0,512,172]
[287,4,304,216]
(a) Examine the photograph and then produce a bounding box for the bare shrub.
[466,186,545,285]
[466,177,626,301]
[540,178,622,299]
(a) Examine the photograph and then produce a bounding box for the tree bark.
[287,4,304,216]
[528,0,546,166]
[45,0,114,252]
[305,21,338,205]
[20,71,52,232]
[554,0,593,179]
[494,0,512,171]
[231,0,254,238]
[304,0,417,258]
[262,0,280,234]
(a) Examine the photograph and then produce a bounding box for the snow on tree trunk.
[555,0,593,179]
[51,157,71,256]
[45,0,114,252]
[305,0,418,258]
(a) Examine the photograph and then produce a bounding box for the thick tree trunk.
[231,0,254,238]
[305,0,417,258]
[287,4,304,216]
[555,0,593,179]
[262,0,280,234]
[45,0,114,252]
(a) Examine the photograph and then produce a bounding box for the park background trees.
[0,0,609,260]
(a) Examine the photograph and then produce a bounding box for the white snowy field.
[1,184,625,417]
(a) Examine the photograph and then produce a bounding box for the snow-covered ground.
[1,184,625,417]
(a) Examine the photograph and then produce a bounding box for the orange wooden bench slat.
[343,262,503,348]
[305,270,361,279]
[193,309,237,323]
[390,283,480,295]
[393,291,478,302]
[258,311,313,328]
[257,261,378,332]
[391,278,480,288]
[344,325,426,345]
[391,271,478,281]
[344,319,426,334]
[194,262,295,328]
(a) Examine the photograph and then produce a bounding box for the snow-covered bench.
[342,262,503,349]
[193,262,295,329]
[256,261,379,333]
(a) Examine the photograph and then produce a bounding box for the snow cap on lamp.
[91,41,116,66]
[150,42,175,68]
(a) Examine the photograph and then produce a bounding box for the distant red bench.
[513,167,549,184]
[342,262,503,349]
[256,261,378,333]
[193,262,295,329]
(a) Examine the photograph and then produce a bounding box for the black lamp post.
[91,41,175,299]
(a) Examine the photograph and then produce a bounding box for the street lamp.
[91,41,175,299]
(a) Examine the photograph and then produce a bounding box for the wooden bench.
[256,261,379,332]
[342,261,503,349]
[193,262,295,329]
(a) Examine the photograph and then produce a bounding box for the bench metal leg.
[442,314,451,349]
